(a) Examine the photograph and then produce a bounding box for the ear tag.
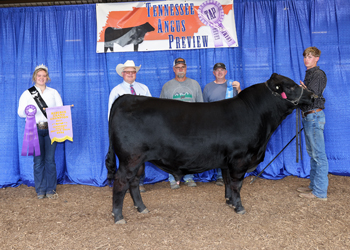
[281,92,287,99]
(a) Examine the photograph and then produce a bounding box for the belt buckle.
[37,122,48,129]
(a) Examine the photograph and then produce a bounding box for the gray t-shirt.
[203,80,238,102]
[160,78,203,102]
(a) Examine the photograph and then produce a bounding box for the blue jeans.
[216,168,222,179]
[302,110,329,198]
[139,173,145,186]
[33,128,57,196]
[168,174,194,183]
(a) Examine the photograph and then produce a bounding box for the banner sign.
[46,105,73,144]
[96,0,238,52]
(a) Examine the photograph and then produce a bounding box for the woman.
[18,64,63,199]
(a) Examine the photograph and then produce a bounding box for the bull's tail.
[105,142,116,185]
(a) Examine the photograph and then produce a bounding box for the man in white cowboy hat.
[108,60,152,192]
[108,60,151,119]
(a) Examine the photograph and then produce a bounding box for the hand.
[299,80,307,89]
[232,81,241,93]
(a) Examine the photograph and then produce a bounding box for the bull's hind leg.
[112,161,149,224]
[112,171,129,224]
[129,163,149,214]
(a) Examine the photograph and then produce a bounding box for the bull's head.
[266,73,316,106]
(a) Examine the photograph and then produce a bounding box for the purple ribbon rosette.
[21,105,41,156]
[198,0,236,47]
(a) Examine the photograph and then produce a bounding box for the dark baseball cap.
[173,58,186,66]
[213,63,226,70]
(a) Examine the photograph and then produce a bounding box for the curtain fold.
[1,0,349,188]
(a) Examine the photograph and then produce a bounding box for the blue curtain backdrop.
[1,0,349,188]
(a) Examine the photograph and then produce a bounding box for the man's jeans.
[216,168,222,179]
[302,110,329,198]
[33,129,57,196]
[168,174,194,183]
[139,173,145,186]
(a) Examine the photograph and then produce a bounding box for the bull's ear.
[270,73,278,79]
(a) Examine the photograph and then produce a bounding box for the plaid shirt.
[301,66,327,112]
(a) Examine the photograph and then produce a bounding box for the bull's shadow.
[106,73,316,224]
[104,22,155,52]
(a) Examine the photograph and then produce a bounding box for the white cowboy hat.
[116,60,141,77]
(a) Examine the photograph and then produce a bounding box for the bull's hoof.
[115,219,126,224]
[235,207,246,214]
[140,208,149,214]
[226,199,235,208]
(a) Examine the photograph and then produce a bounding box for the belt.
[302,108,322,118]
[37,122,48,130]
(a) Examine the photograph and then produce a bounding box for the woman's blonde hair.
[32,65,51,83]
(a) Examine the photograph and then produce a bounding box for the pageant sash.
[28,86,48,118]
[21,105,41,156]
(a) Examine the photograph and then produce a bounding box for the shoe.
[170,182,180,189]
[37,194,45,199]
[139,185,146,193]
[297,187,312,193]
[215,178,224,186]
[299,192,327,201]
[184,179,197,187]
[46,191,58,199]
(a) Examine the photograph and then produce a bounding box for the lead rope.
[299,109,303,161]
[296,109,299,162]
[295,109,303,162]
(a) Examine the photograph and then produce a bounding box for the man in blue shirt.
[203,63,241,186]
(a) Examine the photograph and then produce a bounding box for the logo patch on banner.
[96,0,238,52]
[46,105,73,144]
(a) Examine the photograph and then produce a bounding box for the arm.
[108,88,120,120]
[18,91,29,118]
[54,89,63,107]
[232,81,241,93]
[307,73,327,96]
[144,85,152,97]
[300,70,327,96]
[159,85,167,99]
[203,85,209,102]
[196,87,204,102]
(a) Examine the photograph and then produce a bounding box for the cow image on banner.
[46,105,73,144]
[96,0,238,52]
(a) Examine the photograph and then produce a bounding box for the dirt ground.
[1,174,349,250]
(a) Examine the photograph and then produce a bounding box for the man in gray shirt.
[160,57,203,189]
[203,62,241,186]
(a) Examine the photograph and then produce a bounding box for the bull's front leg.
[224,170,246,214]
[230,177,246,214]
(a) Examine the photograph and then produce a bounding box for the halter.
[264,81,304,106]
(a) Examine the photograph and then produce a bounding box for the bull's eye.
[276,86,279,90]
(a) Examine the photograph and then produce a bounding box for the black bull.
[106,73,315,224]
[104,22,155,52]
